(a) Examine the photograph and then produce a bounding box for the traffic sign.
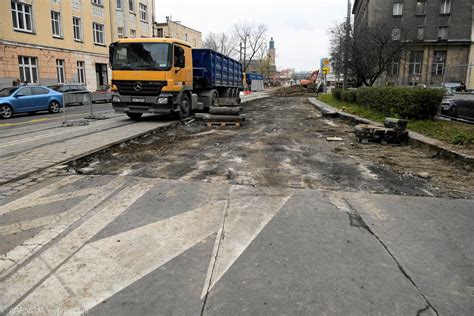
[322,66,330,74]
[322,58,331,66]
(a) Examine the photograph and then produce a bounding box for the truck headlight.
[112,95,121,103]
[157,97,169,104]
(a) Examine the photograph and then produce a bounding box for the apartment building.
[153,17,202,48]
[110,0,155,41]
[353,0,473,87]
[0,0,154,90]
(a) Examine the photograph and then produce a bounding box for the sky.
[154,0,350,72]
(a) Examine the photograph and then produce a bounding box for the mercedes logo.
[134,82,142,91]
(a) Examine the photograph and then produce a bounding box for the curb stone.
[308,97,474,165]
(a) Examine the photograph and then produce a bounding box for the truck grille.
[113,80,166,96]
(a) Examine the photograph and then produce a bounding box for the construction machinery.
[300,70,319,88]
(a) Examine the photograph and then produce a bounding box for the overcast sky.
[154,0,349,72]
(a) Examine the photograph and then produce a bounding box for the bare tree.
[202,32,239,58]
[329,21,407,87]
[233,21,268,72]
[255,52,272,79]
[328,22,346,84]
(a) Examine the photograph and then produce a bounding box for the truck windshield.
[111,43,171,70]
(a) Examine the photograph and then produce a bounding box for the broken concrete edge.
[308,97,474,165]
[240,93,271,104]
[0,121,179,187]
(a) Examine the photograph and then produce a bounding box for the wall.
[154,21,202,48]
[110,0,154,41]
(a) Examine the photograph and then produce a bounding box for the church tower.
[268,37,276,70]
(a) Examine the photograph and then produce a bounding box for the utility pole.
[243,35,248,72]
[343,0,351,90]
[239,42,243,64]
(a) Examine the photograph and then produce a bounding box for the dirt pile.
[272,85,315,96]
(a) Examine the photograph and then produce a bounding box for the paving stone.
[0,121,175,184]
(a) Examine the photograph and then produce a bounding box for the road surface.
[0,95,472,315]
[0,103,114,128]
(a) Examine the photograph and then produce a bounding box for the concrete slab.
[347,193,474,315]
[203,193,429,315]
[0,175,472,314]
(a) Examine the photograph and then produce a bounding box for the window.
[51,0,61,4]
[416,0,427,15]
[139,3,147,22]
[93,23,104,44]
[417,27,425,40]
[18,56,38,83]
[390,57,400,76]
[117,27,124,38]
[129,0,134,12]
[77,61,86,84]
[438,26,448,40]
[391,28,401,41]
[393,1,403,16]
[116,0,122,9]
[73,0,81,10]
[156,28,163,37]
[56,59,65,83]
[174,45,185,68]
[130,29,136,37]
[440,0,451,15]
[31,87,49,95]
[92,0,103,5]
[51,11,62,37]
[73,17,82,41]
[185,33,188,42]
[11,1,33,32]
[17,87,32,96]
[432,51,446,75]
[409,51,423,75]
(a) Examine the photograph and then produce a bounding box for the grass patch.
[318,94,474,146]
[319,94,385,123]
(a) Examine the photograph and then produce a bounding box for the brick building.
[353,0,473,88]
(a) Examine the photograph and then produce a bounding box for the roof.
[153,21,202,34]
[115,37,191,47]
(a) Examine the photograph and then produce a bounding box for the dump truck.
[109,38,243,120]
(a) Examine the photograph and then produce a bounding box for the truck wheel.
[210,92,218,106]
[127,112,143,120]
[178,94,191,119]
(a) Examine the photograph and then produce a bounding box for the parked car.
[444,82,462,91]
[0,86,63,119]
[48,83,89,105]
[91,84,111,103]
[440,92,474,121]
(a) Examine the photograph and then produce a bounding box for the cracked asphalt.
[0,96,473,315]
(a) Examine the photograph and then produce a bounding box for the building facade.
[353,0,473,87]
[0,0,154,90]
[110,0,155,41]
[153,17,202,48]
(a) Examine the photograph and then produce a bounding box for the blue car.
[0,86,63,119]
